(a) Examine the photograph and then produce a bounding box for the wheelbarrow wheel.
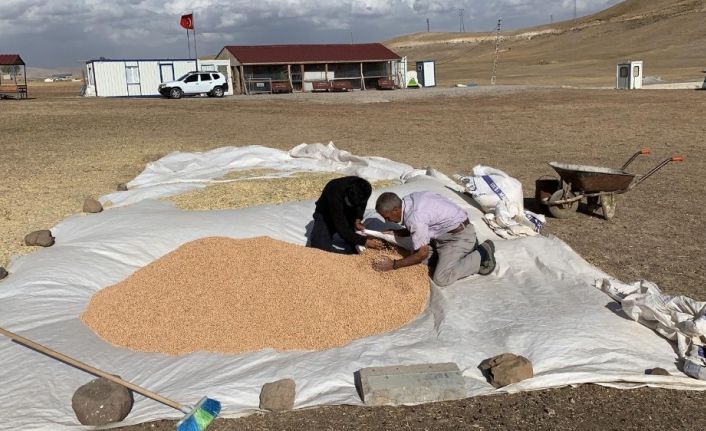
[547,190,578,219]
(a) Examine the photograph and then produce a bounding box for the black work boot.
[478,240,496,275]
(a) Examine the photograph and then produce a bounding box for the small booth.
[416,60,436,88]
[616,61,643,90]
[0,54,28,99]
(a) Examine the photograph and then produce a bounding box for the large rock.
[83,198,103,213]
[356,363,466,406]
[479,353,534,388]
[24,230,55,247]
[259,378,295,411]
[0,267,7,280]
[72,377,133,426]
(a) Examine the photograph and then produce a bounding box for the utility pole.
[550,14,553,24]
[458,9,465,32]
[490,18,502,85]
[573,0,577,19]
[426,18,430,32]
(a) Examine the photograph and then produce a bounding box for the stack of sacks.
[455,166,545,239]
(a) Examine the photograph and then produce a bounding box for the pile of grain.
[81,236,429,355]
[165,171,395,211]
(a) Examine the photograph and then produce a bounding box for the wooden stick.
[0,327,188,413]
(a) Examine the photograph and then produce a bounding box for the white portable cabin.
[415,60,436,87]
[83,59,233,97]
[616,61,643,89]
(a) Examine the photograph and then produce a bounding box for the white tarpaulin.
[100,142,418,208]
[1,145,705,431]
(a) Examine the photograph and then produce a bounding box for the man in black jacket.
[309,176,384,254]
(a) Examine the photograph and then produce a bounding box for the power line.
[490,18,502,85]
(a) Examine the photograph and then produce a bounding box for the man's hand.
[355,219,366,232]
[365,238,384,250]
[372,256,394,272]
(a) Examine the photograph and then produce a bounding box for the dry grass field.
[2,82,705,430]
[387,0,706,86]
[2,0,706,429]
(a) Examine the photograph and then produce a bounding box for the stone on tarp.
[117,183,128,191]
[83,198,103,213]
[356,363,466,406]
[0,267,7,280]
[259,378,296,411]
[647,367,671,376]
[479,353,534,388]
[71,377,133,426]
[24,230,55,247]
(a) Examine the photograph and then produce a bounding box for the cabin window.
[125,66,140,84]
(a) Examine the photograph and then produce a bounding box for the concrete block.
[356,362,466,406]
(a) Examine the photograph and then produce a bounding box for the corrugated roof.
[223,44,400,65]
[0,54,25,66]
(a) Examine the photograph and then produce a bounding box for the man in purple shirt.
[372,191,496,286]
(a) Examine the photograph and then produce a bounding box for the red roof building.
[216,44,402,94]
[0,54,28,99]
[0,54,25,66]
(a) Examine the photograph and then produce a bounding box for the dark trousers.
[309,211,356,254]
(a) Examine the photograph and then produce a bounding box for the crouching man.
[372,191,496,286]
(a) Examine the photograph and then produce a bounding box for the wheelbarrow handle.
[621,148,651,171]
[631,156,684,188]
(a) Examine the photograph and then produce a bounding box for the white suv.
[159,71,228,99]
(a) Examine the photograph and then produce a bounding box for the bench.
[271,81,293,94]
[0,84,27,99]
[311,81,330,92]
[330,80,353,92]
[376,78,396,90]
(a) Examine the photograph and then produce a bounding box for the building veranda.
[0,54,28,99]
[216,44,402,95]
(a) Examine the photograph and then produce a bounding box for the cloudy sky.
[2,0,621,68]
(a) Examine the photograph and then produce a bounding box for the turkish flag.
[180,14,194,30]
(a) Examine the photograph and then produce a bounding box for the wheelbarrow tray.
[548,162,636,193]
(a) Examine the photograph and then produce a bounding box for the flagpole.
[192,11,198,70]
[186,27,191,58]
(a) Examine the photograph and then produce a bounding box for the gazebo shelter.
[0,54,28,99]
[216,44,402,95]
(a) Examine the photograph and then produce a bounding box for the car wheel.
[169,87,183,99]
[212,86,224,97]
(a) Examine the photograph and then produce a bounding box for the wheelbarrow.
[536,149,684,220]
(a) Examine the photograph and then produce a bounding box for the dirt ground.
[2,83,705,429]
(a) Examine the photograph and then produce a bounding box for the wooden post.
[360,62,365,90]
[287,64,293,91]
[240,65,247,95]
[23,64,28,98]
[300,64,305,92]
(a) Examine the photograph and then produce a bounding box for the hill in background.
[385,0,706,86]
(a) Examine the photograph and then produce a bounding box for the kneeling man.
[372,191,496,286]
